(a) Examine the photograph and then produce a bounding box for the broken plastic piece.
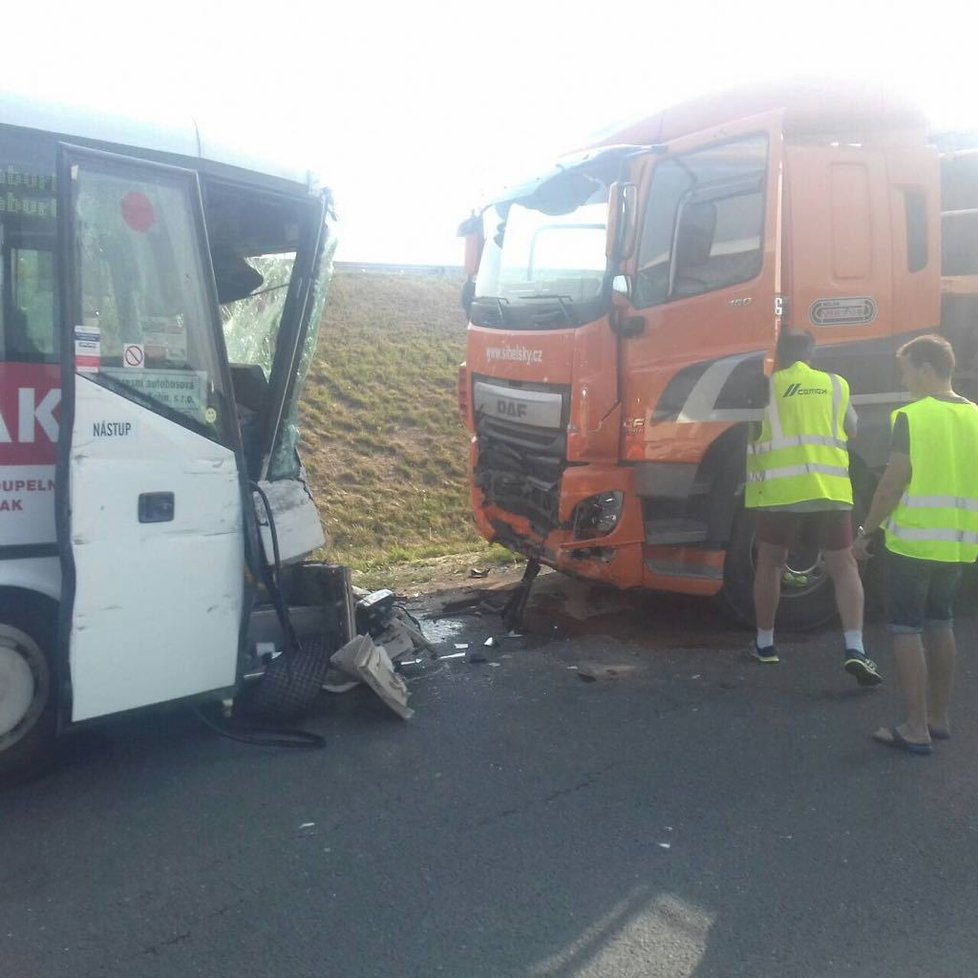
[484,636,498,648]
[330,635,414,719]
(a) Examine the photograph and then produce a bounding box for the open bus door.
[56,146,246,723]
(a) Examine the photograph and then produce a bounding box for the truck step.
[644,519,709,545]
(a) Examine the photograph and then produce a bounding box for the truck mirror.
[606,182,638,264]
[612,274,630,297]
[457,213,484,278]
[461,278,476,315]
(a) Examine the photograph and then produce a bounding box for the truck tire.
[719,506,840,631]
[0,599,59,787]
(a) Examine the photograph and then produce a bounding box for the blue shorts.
[884,550,964,634]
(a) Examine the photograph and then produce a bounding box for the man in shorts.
[854,335,978,754]
[745,330,881,685]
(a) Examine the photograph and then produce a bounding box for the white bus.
[0,94,339,782]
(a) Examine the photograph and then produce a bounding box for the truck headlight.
[573,491,624,539]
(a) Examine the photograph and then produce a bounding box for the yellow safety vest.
[885,396,978,563]
[745,361,853,509]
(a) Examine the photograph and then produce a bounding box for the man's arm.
[853,452,911,557]
[844,403,858,439]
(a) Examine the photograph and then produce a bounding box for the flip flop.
[872,727,933,755]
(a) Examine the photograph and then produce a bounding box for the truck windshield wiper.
[515,293,577,324]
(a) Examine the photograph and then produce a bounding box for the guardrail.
[334,261,464,278]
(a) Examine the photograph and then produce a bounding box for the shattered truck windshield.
[472,154,624,329]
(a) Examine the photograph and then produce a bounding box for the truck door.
[57,146,245,722]
[619,111,784,455]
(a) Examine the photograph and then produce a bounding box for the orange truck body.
[458,81,978,626]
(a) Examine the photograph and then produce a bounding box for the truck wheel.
[0,604,58,786]
[719,507,839,631]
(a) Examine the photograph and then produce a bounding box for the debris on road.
[330,635,414,719]
[577,662,638,682]
[466,649,488,664]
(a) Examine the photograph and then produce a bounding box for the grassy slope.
[299,271,514,579]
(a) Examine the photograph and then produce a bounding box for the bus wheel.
[719,506,839,631]
[0,607,58,787]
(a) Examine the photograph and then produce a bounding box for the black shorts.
[754,509,853,552]
[884,550,964,634]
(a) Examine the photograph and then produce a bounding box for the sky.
[2,0,976,265]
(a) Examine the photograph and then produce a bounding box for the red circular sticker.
[121,191,155,232]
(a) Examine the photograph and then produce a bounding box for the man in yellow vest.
[854,334,978,754]
[746,330,881,685]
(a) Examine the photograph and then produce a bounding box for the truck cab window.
[635,135,767,308]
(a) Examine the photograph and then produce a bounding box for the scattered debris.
[577,662,638,682]
[658,842,671,850]
[437,652,467,661]
[468,568,490,578]
[454,643,469,650]
[466,649,488,664]
[484,636,498,648]
[489,662,502,668]
[299,822,316,829]
[321,668,360,694]
[330,635,414,719]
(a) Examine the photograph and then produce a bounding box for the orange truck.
[457,81,978,628]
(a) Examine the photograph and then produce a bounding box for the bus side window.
[8,247,58,359]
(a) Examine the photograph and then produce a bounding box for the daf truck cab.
[458,81,978,628]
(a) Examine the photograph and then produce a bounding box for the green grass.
[299,270,509,575]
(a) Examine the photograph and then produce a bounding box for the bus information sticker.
[809,297,877,327]
[144,316,188,365]
[101,368,208,422]
[74,323,101,373]
[123,343,145,369]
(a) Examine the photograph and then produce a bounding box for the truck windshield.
[476,192,608,305]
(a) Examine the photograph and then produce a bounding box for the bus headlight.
[572,492,624,539]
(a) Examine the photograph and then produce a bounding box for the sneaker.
[844,651,883,686]
[749,643,780,664]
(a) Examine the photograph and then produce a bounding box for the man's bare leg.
[822,547,864,632]
[890,632,931,744]
[924,626,956,738]
[754,542,788,631]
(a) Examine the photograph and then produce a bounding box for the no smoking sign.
[123,343,145,369]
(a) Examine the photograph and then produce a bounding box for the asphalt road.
[3,572,978,978]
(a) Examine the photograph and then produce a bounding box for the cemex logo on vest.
[782,382,828,397]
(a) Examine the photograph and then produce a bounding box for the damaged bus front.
[0,94,342,782]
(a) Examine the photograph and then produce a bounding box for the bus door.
[57,146,245,722]
[617,111,784,457]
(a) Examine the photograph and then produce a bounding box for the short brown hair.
[897,334,955,380]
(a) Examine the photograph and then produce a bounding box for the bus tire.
[719,506,839,632]
[0,597,59,787]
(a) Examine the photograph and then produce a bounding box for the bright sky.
[3,0,976,265]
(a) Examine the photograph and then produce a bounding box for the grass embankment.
[299,271,521,588]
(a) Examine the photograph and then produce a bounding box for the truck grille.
[472,379,568,536]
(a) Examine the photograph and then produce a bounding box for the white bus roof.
[0,91,319,191]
